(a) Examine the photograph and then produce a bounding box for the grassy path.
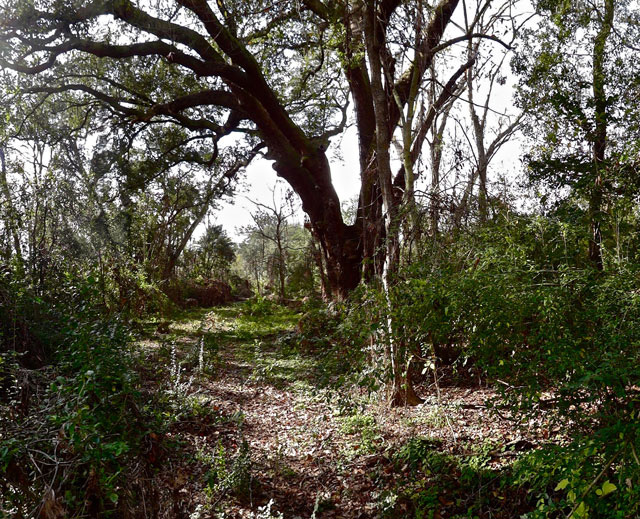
[136,303,541,518]
[140,304,386,518]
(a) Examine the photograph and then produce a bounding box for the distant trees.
[180,224,235,282]
[462,3,524,224]
[235,184,315,301]
[0,113,234,310]
[128,164,228,281]
[0,134,99,292]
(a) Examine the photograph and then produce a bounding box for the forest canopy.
[0,0,528,296]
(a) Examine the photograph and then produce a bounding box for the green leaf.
[555,478,570,491]
[595,480,616,497]
[573,501,586,518]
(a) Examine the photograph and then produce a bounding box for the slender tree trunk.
[0,148,23,266]
[276,233,286,303]
[478,161,489,221]
[467,61,489,223]
[429,102,453,235]
[364,2,423,406]
[589,0,613,270]
[453,168,478,227]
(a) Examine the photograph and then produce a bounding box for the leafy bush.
[202,440,252,502]
[387,214,640,517]
[242,296,278,317]
[294,304,343,352]
[340,412,381,454]
[511,438,640,518]
[386,436,530,518]
[0,277,162,517]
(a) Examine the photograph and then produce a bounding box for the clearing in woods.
[137,303,543,518]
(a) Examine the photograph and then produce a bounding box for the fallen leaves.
[134,307,555,518]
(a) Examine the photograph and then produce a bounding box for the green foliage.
[207,301,301,343]
[510,438,640,518]
[181,224,236,282]
[0,276,162,517]
[385,436,527,518]
[340,412,381,455]
[277,288,392,408]
[292,304,343,352]
[242,295,279,317]
[385,213,640,517]
[202,440,252,502]
[392,214,639,410]
[286,255,316,296]
[514,0,640,208]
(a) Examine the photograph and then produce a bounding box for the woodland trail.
[137,304,545,519]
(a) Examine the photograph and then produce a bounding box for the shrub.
[0,278,161,518]
[242,296,278,317]
[387,214,640,517]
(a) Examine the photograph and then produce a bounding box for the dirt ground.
[136,306,547,518]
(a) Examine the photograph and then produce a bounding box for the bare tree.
[243,183,298,302]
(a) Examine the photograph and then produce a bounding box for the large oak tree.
[0,0,507,297]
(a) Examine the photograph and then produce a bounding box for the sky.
[214,126,362,242]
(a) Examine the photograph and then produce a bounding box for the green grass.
[139,301,329,392]
[198,302,327,390]
[339,412,383,457]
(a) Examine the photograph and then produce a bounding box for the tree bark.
[0,148,23,266]
[269,150,361,299]
[363,1,424,407]
[589,0,613,270]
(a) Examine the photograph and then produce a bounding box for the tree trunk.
[308,228,329,300]
[0,148,24,266]
[478,161,489,222]
[589,0,613,270]
[270,150,362,299]
[468,67,489,223]
[588,176,604,270]
[276,234,286,303]
[363,2,423,407]
[342,4,386,284]
[390,363,424,406]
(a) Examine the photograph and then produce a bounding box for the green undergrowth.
[198,301,330,392]
[1,289,165,517]
[510,439,640,518]
[380,436,531,519]
[382,435,640,519]
[1,292,306,518]
[340,412,383,457]
[130,300,314,514]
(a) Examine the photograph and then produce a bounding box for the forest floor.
[134,303,550,519]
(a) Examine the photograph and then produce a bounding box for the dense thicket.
[298,212,640,517]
